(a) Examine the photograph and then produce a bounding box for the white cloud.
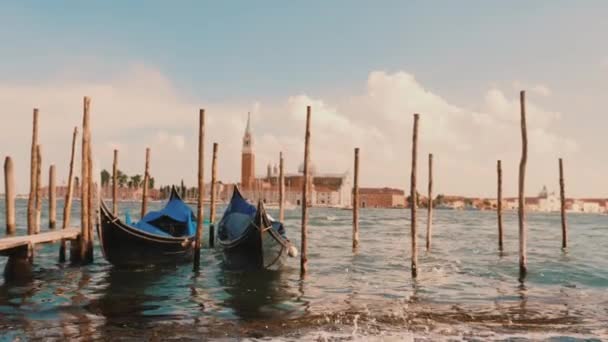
[0,65,589,197]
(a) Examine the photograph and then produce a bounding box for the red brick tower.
[241,112,255,190]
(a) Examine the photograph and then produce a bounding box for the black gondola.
[217,187,294,271]
[98,186,196,267]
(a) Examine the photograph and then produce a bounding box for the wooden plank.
[0,228,80,253]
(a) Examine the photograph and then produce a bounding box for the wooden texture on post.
[35,145,42,234]
[141,147,150,219]
[80,97,91,262]
[301,106,311,276]
[112,149,118,216]
[61,127,78,262]
[209,142,218,248]
[352,148,360,250]
[49,164,57,229]
[86,120,94,262]
[518,91,528,277]
[279,152,285,222]
[410,113,420,278]
[497,160,504,251]
[4,156,16,235]
[425,153,433,251]
[193,109,205,270]
[27,109,39,235]
[559,158,567,249]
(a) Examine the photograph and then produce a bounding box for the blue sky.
[2,2,608,196]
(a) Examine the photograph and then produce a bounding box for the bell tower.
[241,112,255,189]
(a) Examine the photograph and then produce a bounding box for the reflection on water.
[0,199,608,339]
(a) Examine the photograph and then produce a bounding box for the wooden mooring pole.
[49,164,57,229]
[112,149,118,216]
[35,145,42,234]
[27,109,39,235]
[209,142,218,248]
[79,97,91,262]
[352,147,360,251]
[518,91,528,278]
[193,109,205,270]
[141,147,150,219]
[4,156,16,235]
[410,113,420,278]
[425,153,433,251]
[279,152,285,222]
[497,160,504,251]
[86,131,94,261]
[301,106,311,276]
[559,158,567,249]
[61,127,78,262]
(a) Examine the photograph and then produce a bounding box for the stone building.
[358,187,405,208]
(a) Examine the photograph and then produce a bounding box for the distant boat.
[98,186,196,267]
[217,187,296,271]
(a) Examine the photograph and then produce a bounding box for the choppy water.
[1,198,607,341]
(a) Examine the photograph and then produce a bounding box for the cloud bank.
[0,64,585,197]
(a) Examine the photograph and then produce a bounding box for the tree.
[100,169,111,187]
[118,171,128,188]
[149,177,155,189]
[130,174,142,189]
[406,191,421,208]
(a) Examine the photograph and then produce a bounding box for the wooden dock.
[0,228,80,256]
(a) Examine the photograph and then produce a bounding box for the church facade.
[239,113,351,208]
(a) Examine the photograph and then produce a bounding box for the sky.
[1,1,608,197]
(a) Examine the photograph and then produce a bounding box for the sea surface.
[0,198,607,341]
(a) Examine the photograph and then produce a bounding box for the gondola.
[217,187,296,271]
[98,186,196,267]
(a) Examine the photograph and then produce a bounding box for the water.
[1,198,607,340]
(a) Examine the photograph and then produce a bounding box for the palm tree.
[149,177,155,189]
[130,174,142,189]
[100,169,111,187]
[117,170,128,188]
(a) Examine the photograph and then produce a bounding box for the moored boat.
[98,186,196,267]
[217,187,295,271]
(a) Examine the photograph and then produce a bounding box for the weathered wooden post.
[141,147,150,219]
[193,109,205,270]
[352,147,360,250]
[80,97,91,262]
[425,153,433,251]
[61,127,78,262]
[4,156,16,235]
[410,113,420,278]
[112,149,118,216]
[35,145,42,234]
[49,164,57,229]
[559,158,567,249]
[27,109,39,235]
[301,106,311,276]
[518,91,528,278]
[86,135,94,262]
[209,142,218,248]
[497,160,504,251]
[279,152,285,222]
